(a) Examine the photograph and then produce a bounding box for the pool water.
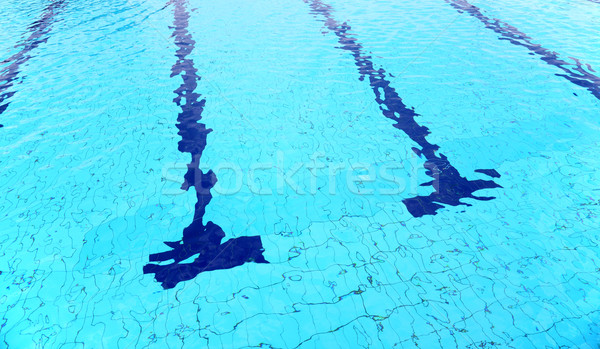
[1,0,599,347]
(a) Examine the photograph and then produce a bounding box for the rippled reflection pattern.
[447,0,600,101]
[0,0,66,127]
[0,0,599,347]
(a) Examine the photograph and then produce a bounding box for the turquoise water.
[1,0,599,347]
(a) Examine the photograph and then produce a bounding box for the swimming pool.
[1,0,599,347]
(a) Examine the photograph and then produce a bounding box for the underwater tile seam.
[446,0,600,101]
[142,0,268,290]
[0,0,66,128]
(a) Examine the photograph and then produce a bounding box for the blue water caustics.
[1,0,599,347]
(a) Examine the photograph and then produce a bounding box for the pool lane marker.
[0,0,67,128]
[446,0,600,101]
[143,0,268,290]
[305,0,502,217]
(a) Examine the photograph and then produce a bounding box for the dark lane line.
[143,0,267,290]
[305,0,501,217]
[446,0,600,101]
[0,0,66,127]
